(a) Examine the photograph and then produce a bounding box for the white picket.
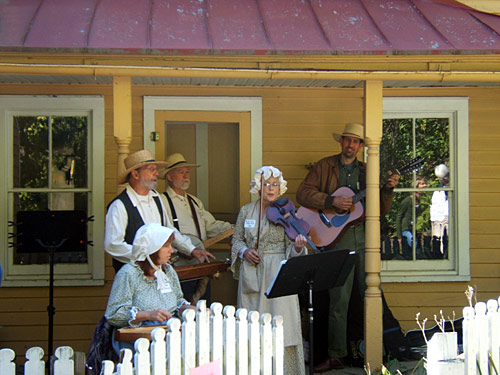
[463,306,476,375]
[236,307,249,375]
[0,348,16,375]
[134,338,151,375]
[223,305,236,375]
[475,302,489,374]
[0,301,285,375]
[487,299,499,374]
[272,316,284,375]
[211,302,224,368]
[151,327,167,375]
[182,308,196,375]
[248,310,260,375]
[24,347,44,375]
[260,313,272,375]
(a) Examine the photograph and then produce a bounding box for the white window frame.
[381,97,470,283]
[0,95,105,287]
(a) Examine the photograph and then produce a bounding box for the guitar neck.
[353,190,366,204]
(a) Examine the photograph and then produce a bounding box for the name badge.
[244,219,256,228]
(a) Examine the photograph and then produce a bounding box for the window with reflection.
[380,118,451,262]
[12,115,88,264]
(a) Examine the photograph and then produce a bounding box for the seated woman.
[231,166,307,375]
[105,222,196,355]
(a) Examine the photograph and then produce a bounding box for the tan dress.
[231,200,305,375]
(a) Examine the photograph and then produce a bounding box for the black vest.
[108,189,164,245]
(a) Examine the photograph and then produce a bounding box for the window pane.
[381,117,450,263]
[52,116,88,189]
[13,192,89,265]
[13,116,49,188]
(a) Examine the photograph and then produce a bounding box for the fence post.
[134,338,151,375]
[116,348,134,375]
[0,348,16,375]
[182,308,196,375]
[236,308,248,375]
[211,302,224,369]
[476,302,489,374]
[54,346,74,375]
[196,300,210,366]
[101,360,115,375]
[272,315,284,375]
[487,299,500,375]
[167,318,182,375]
[463,306,476,375]
[248,310,261,375]
[260,313,273,375]
[223,305,236,375]
[151,327,166,375]
[24,347,44,375]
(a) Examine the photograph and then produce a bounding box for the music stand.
[15,210,88,360]
[265,249,355,375]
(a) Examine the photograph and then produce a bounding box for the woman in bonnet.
[231,166,307,374]
[105,222,195,354]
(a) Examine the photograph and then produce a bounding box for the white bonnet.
[249,166,287,196]
[132,223,175,261]
[435,164,449,179]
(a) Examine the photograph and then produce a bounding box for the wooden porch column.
[113,76,132,190]
[363,80,383,369]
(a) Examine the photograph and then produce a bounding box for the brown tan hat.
[332,123,365,142]
[117,150,168,184]
[159,153,200,179]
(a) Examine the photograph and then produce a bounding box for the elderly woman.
[105,222,195,354]
[231,166,306,375]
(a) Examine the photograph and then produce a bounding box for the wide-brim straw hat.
[332,123,365,142]
[117,150,168,184]
[159,153,200,179]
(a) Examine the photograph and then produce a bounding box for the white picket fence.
[0,300,284,375]
[427,297,500,375]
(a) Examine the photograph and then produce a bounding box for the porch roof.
[1,0,500,56]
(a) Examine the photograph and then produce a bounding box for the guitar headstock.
[395,157,424,176]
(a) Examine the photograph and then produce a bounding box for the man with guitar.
[296,123,399,372]
[160,153,233,304]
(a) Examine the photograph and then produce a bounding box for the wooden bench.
[115,325,168,342]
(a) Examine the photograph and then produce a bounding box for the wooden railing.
[0,300,284,375]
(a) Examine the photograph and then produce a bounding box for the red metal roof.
[1,0,500,55]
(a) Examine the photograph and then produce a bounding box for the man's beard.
[140,177,157,190]
[172,179,190,191]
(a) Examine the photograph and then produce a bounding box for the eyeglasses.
[262,182,280,188]
[140,166,158,173]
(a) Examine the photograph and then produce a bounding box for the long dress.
[231,200,305,375]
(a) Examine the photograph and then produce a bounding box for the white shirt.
[104,184,195,264]
[430,190,448,222]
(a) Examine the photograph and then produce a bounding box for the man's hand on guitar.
[333,195,353,211]
[385,171,400,189]
[243,248,260,265]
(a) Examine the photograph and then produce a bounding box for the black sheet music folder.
[265,249,355,299]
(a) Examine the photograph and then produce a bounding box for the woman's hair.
[136,233,174,276]
[249,165,287,196]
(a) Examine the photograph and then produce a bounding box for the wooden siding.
[0,84,499,361]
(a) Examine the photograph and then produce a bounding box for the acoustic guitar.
[296,157,423,247]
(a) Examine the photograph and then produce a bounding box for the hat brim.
[117,160,169,185]
[159,162,200,179]
[332,132,364,142]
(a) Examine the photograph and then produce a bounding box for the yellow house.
[1,0,500,369]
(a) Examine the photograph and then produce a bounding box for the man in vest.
[104,149,215,273]
[160,153,233,303]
